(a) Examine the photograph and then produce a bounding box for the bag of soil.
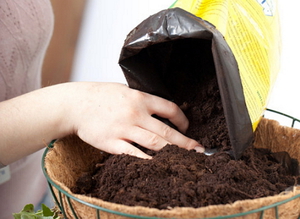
[170,0,281,131]
[119,0,281,159]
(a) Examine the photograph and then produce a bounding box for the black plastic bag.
[119,8,253,160]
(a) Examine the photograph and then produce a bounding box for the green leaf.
[41,204,54,217]
[12,212,37,219]
[20,215,37,219]
[22,204,35,213]
[13,204,60,219]
[13,204,36,219]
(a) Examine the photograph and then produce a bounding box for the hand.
[67,82,203,159]
[0,82,203,164]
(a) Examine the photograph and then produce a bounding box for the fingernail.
[194,146,205,153]
[138,154,152,160]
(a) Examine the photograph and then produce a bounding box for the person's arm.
[0,82,203,165]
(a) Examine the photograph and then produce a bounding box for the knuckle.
[146,133,160,147]
[127,108,139,119]
[123,106,141,122]
[181,119,189,133]
[167,102,179,117]
[131,89,145,102]
[162,125,173,139]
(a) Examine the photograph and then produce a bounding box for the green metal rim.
[42,109,300,218]
[264,108,300,128]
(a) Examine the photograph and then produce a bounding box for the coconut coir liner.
[71,76,299,210]
[45,117,300,219]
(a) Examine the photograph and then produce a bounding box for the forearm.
[0,83,72,165]
[0,81,202,164]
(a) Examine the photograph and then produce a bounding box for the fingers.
[143,93,189,133]
[134,116,203,151]
[124,126,170,150]
[129,91,204,152]
[100,125,203,160]
[104,139,152,159]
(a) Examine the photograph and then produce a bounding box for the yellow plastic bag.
[171,0,281,130]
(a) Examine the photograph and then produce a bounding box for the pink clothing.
[0,0,54,218]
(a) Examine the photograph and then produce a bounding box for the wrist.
[47,82,78,139]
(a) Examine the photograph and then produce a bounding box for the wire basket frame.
[42,109,300,219]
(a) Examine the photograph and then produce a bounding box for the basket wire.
[42,109,300,219]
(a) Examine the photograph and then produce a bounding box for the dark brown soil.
[72,145,299,209]
[71,75,299,209]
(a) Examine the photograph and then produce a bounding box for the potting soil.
[71,76,299,209]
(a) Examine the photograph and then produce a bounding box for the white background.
[71,0,300,128]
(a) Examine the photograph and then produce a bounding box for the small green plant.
[13,204,61,219]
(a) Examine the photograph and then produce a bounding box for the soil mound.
[71,144,299,209]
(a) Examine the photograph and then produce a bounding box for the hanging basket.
[42,109,300,219]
